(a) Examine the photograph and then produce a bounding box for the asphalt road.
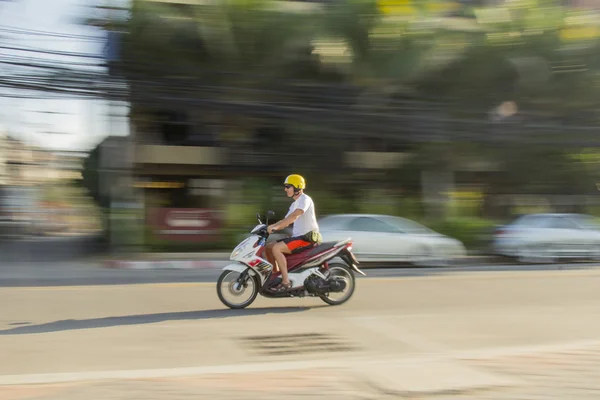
[0,259,599,287]
[1,268,599,399]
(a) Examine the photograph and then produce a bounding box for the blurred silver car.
[318,214,466,265]
[493,213,600,262]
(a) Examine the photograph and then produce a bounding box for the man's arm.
[268,209,304,233]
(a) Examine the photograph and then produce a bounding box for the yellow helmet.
[284,174,306,190]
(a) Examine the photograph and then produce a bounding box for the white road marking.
[1,339,599,386]
[0,357,370,386]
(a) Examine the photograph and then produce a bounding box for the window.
[548,217,578,230]
[348,217,397,233]
[514,215,550,228]
[570,214,600,230]
[318,216,351,231]
[379,216,432,234]
[157,110,190,145]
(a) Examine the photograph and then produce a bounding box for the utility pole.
[102,0,143,254]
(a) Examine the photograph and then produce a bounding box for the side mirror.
[266,210,275,224]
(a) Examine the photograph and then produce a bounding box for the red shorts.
[279,236,313,254]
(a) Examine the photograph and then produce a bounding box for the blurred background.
[3,0,600,262]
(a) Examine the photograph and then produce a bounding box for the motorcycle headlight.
[231,237,252,259]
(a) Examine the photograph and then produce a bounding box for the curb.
[101,257,497,271]
[101,257,600,271]
[100,253,529,271]
[104,260,225,270]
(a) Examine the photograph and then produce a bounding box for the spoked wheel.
[217,270,260,309]
[319,263,356,306]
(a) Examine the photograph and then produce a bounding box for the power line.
[0,56,105,70]
[0,26,103,41]
[0,44,103,59]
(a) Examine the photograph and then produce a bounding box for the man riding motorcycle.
[266,174,322,293]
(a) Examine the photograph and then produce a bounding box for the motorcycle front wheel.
[217,270,260,309]
[319,263,356,306]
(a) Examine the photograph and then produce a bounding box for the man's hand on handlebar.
[267,225,278,234]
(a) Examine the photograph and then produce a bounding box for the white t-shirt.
[285,193,319,237]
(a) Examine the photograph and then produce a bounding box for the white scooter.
[216,211,366,309]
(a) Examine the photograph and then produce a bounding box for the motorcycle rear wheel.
[319,263,356,306]
[217,270,260,309]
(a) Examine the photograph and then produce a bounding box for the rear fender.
[338,248,367,277]
[291,239,362,273]
[300,246,346,269]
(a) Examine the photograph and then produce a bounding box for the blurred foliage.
[116,0,600,108]
[112,0,600,161]
[94,0,600,252]
[141,188,498,252]
[80,145,109,210]
[427,217,499,251]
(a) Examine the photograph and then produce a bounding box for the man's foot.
[273,281,292,293]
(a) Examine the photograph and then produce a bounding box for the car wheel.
[411,246,432,267]
[517,244,557,264]
[589,245,600,261]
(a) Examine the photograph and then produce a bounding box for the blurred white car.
[493,213,600,262]
[318,214,466,265]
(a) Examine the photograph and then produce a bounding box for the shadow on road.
[0,306,321,335]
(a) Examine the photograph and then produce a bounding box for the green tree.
[80,144,109,209]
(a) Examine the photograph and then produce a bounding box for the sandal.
[273,281,293,293]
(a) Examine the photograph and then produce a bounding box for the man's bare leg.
[265,242,279,272]
[272,242,292,286]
